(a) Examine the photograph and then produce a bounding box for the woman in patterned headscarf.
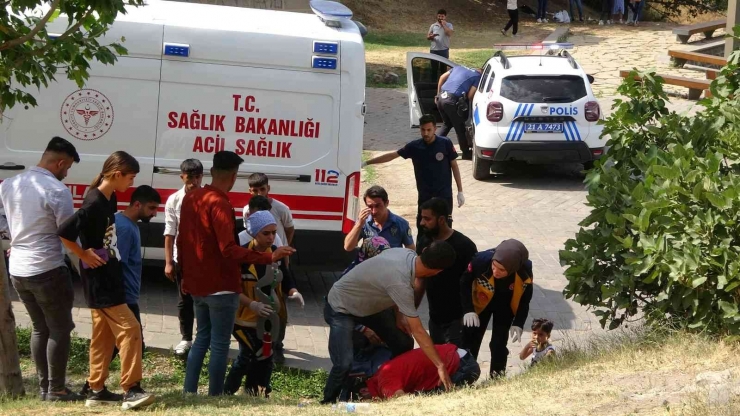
[459,239,533,379]
[341,236,392,277]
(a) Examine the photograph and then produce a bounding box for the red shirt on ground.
[366,344,460,399]
[177,185,272,296]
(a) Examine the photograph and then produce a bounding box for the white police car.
[406,43,606,180]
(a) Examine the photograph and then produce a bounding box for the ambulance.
[0,0,366,267]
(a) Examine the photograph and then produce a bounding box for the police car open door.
[406,52,458,128]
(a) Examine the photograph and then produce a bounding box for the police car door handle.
[0,162,25,170]
[154,166,311,183]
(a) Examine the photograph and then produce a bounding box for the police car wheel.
[472,151,493,180]
[583,161,595,170]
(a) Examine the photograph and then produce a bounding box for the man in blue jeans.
[570,0,584,22]
[0,137,83,402]
[177,151,294,396]
[321,244,457,404]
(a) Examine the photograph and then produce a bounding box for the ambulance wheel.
[472,151,493,180]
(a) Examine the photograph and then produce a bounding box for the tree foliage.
[560,28,740,334]
[0,0,143,112]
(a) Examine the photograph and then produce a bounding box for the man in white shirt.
[0,137,83,402]
[163,159,203,355]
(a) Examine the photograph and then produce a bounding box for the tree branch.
[0,0,62,51]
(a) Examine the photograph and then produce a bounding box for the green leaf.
[48,9,61,23]
[707,193,730,210]
[652,165,679,180]
[691,276,707,288]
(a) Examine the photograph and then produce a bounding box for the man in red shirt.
[360,343,480,399]
[178,151,294,396]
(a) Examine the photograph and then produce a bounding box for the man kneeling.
[357,344,480,399]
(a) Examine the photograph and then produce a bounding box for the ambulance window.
[478,65,491,90]
[500,75,587,103]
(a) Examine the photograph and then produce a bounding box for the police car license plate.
[524,123,563,133]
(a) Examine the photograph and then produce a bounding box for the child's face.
[254,224,277,248]
[249,184,270,197]
[532,328,550,345]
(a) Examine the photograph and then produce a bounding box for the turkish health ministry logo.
[60,89,114,140]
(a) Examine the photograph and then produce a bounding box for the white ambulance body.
[0,0,365,267]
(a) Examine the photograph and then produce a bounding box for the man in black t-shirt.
[363,114,465,231]
[413,198,477,346]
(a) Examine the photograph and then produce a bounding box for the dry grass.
[3,328,740,415]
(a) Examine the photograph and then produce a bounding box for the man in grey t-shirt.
[427,9,454,59]
[322,243,457,404]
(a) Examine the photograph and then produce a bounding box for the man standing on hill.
[427,9,453,60]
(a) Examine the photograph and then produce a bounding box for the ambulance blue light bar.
[313,41,339,54]
[494,42,574,51]
[164,43,190,57]
[310,0,353,28]
[312,56,338,70]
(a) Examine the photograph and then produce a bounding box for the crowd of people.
[1,110,559,408]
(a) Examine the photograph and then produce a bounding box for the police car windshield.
[500,75,587,103]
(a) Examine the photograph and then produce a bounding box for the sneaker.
[598,20,604,25]
[47,387,85,402]
[174,340,192,355]
[537,18,542,23]
[500,29,507,36]
[40,392,47,402]
[121,384,155,410]
[85,387,124,407]
[512,34,518,37]
[543,18,549,23]
[79,380,91,397]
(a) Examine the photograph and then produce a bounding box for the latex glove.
[249,301,274,318]
[463,312,480,328]
[457,192,465,208]
[288,291,305,308]
[510,326,523,343]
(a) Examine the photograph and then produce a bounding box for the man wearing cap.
[435,65,483,160]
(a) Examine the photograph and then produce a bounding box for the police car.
[406,43,606,180]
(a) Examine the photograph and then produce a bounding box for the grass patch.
[364,31,428,50]
[454,49,495,69]
[7,326,740,415]
[362,151,378,184]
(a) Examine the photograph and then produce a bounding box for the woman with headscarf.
[459,239,533,378]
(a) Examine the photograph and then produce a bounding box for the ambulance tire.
[472,151,493,180]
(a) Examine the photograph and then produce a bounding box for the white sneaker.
[543,18,549,23]
[619,18,624,24]
[174,340,192,355]
[512,33,518,37]
[598,20,604,25]
[537,18,542,23]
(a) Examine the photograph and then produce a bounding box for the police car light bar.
[494,42,574,51]
[310,0,353,28]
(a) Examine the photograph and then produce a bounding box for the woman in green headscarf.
[459,239,533,378]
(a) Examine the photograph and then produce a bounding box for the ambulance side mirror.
[353,20,368,38]
[587,74,595,84]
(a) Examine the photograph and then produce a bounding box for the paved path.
[11,23,707,380]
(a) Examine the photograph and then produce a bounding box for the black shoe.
[121,384,155,410]
[47,387,85,402]
[39,392,47,402]
[462,152,473,160]
[79,380,91,397]
[85,387,123,407]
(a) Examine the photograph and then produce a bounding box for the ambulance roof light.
[310,0,353,28]
[493,42,574,51]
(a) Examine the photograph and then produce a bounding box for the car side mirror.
[353,20,368,38]
[587,74,595,84]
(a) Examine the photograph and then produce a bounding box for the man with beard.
[414,198,477,346]
[363,114,464,231]
[112,185,161,354]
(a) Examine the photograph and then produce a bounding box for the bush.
[560,28,740,334]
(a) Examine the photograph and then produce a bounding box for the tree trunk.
[0,252,25,397]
